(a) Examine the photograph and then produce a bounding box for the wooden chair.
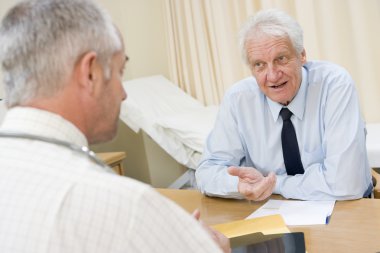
[372,168,380,198]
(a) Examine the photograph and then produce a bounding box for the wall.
[97,0,170,80]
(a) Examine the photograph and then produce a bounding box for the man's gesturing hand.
[228,166,276,201]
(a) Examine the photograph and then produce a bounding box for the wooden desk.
[158,189,380,253]
[97,152,126,175]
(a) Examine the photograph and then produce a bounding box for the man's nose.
[121,87,127,101]
[266,65,282,82]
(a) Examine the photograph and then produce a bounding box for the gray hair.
[0,0,122,107]
[239,9,304,65]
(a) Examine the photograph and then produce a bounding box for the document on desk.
[246,199,335,226]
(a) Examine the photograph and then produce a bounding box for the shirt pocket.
[302,146,324,168]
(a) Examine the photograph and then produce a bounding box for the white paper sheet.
[246,199,335,226]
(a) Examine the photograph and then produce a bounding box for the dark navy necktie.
[280,108,304,176]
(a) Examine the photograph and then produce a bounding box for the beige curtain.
[164,0,380,123]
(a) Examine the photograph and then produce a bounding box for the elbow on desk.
[195,167,245,199]
[194,168,210,194]
[327,182,371,200]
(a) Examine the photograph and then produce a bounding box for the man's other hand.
[192,209,231,253]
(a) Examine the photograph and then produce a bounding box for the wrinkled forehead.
[246,35,295,61]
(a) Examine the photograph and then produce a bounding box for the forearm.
[196,162,243,199]
[275,148,370,200]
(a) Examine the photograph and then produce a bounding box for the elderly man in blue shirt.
[196,9,372,201]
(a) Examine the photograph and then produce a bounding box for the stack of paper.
[246,199,335,225]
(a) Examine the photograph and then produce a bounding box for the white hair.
[0,0,122,107]
[239,9,304,65]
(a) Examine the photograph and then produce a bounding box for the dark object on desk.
[372,168,380,187]
[231,232,305,253]
[373,168,380,199]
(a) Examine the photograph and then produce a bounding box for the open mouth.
[270,81,287,89]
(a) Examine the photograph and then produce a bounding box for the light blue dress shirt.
[196,61,372,200]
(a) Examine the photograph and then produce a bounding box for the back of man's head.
[0,0,122,108]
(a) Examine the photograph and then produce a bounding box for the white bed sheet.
[120,75,217,170]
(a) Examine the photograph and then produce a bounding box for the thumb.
[227,166,240,177]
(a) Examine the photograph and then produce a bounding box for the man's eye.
[278,56,288,64]
[254,62,265,71]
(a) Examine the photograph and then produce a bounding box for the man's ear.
[76,51,98,93]
[300,49,307,64]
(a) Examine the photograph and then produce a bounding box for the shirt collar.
[0,107,88,147]
[267,66,308,122]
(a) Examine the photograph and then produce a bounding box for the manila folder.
[212,214,289,239]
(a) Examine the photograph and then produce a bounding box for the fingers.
[228,166,262,182]
[239,172,276,201]
[210,228,231,253]
[191,209,201,220]
[227,166,240,176]
[193,210,231,253]
[228,166,276,201]
[228,166,258,177]
[254,173,276,201]
[240,178,267,200]
[203,226,231,253]
[193,212,219,246]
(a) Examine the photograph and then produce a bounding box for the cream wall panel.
[0,0,170,98]
[97,0,170,81]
